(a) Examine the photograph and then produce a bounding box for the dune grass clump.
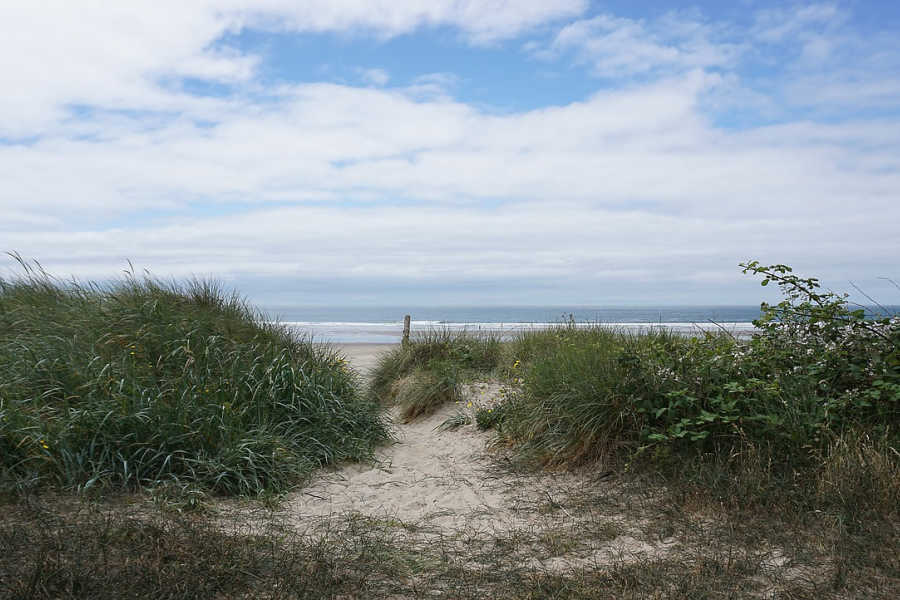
[370,329,501,420]
[0,259,388,496]
[391,367,462,423]
[498,325,703,464]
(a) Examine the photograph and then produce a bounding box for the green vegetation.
[474,404,504,431]
[0,257,388,496]
[499,262,898,467]
[370,328,502,421]
[495,263,897,523]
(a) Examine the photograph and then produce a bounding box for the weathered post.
[402,314,411,346]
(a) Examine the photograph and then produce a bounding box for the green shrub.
[500,325,707,463]
[0,258,388,496]
[740,261,899,433]
[497,262,898,465]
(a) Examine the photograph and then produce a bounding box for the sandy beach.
[336,343,396,375]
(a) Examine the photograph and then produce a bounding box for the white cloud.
[542,12,741,78]
[752,2,844,44]
[3,199,896,304]
[241,0,587,43]
[357,68,390,87]
[535,3,900,121]
[1,2,898,304]
[405,73,461,99]
[0,0,585,136]
[3,73,898,302]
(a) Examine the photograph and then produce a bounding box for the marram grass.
[369,328,501,420]
[0,261,388,496]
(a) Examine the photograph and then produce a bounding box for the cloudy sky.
[2,1,898,306]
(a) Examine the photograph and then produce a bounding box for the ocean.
[261,305,765,344]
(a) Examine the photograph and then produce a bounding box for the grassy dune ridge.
[0,260,388,496]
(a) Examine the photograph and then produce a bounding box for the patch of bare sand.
[285,400,538,533]
[336,343,396,376]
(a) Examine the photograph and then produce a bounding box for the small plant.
[370,329,503,422]
[475,405,503,431]
[437,411,470,432]
[369,329,502,405]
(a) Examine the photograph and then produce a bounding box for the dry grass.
[4,445,897,600]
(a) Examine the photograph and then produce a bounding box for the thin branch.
[877,277,900,295]
[849,281,888,316]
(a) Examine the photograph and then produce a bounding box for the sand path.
[283,385,549,533]
[205,345,805,589]
[278,344,580,535]
[214,345,767,579]
[258,345,678,574]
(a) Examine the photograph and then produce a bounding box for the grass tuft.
[369,329,501,420]
[391,368,461,422]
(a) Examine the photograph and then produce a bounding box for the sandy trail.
[274,345,579,534]
[284,392,544,533]
[216,345,807,587]
[259,345,681,573]
[336,343,394,376]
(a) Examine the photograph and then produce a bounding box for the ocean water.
[261,305,764,344]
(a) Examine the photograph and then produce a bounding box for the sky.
[1,0,899,307]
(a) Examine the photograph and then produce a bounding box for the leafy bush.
[740,261,899,432]
[0,258,388,496]
[498,262,898,465]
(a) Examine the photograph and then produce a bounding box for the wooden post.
[402,314,411,346]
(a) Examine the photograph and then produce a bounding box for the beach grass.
[0,258,388,497]
[370,328,502,420]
